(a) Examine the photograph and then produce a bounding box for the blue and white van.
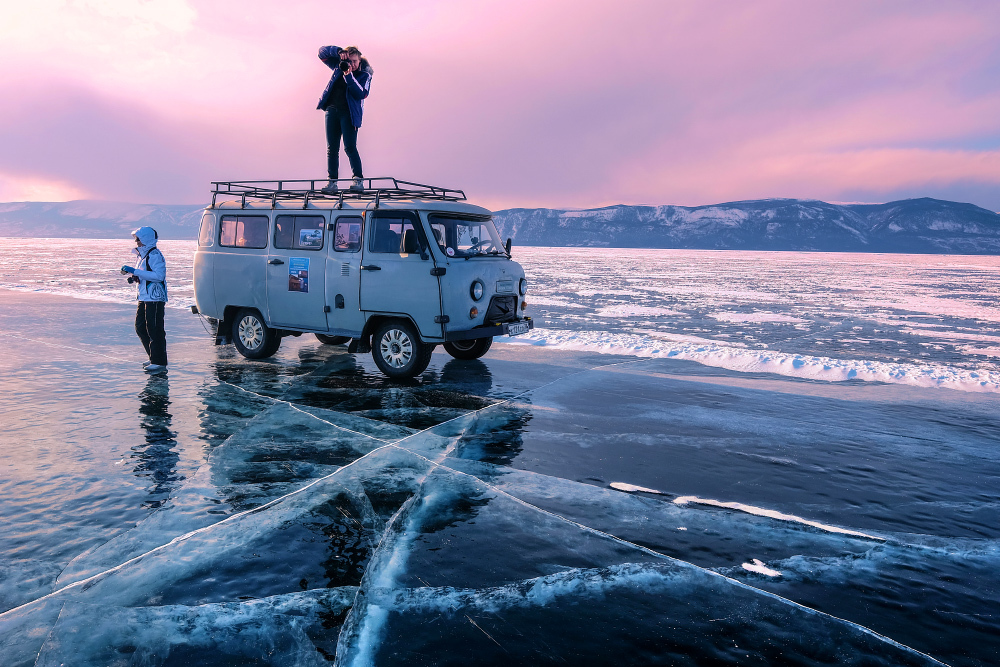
[192,179,533,378]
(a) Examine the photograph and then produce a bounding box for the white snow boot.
[321,180,339,193]
[350,177,364,192]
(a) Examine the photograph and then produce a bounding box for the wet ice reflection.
[134,375,182,509]
[1,319,998,665]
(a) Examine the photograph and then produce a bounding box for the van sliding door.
[325,214,366,336]
[266,214,328,330]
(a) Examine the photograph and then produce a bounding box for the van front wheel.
[372,321,434,379]
[232,309,281,359]
[443,337,493,360]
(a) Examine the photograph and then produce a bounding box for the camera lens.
[339,61,350,72]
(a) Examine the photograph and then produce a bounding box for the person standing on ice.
[317,44,373,194]
[120,226,168,373]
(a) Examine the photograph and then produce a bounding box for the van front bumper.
[444,317,534,342]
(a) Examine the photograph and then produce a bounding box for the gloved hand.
[121,265,135,275]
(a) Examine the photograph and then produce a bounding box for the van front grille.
[485,295,518,323]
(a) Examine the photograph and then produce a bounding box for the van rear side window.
[220,215,269,249]
[198,213,215,247]
[274,215,325,250]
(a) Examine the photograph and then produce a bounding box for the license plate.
[506,322,529,337]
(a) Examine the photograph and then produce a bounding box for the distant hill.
[0,201,205,239]
[1,197,998,254]
[493,198,1000,254]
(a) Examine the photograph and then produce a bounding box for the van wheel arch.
[359,315,425,350]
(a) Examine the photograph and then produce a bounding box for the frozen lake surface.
[3,240,1000,390]
[1,242,999,665]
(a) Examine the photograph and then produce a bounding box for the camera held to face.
[339,60,350,73]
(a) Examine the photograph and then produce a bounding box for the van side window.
[198,213,215,247]
[274,215,325,251]
[369,216,421,254]
[333,217,363,252]
[220,215,268,249]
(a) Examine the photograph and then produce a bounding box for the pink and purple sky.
[1,0,998,210]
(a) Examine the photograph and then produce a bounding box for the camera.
[127,275,139,284]
[339,60,350,73]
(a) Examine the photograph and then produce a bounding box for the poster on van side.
[288,257,309,293]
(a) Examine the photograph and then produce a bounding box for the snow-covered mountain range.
[0,201,205,240]
[492,198,1000,254]
[1,197,998,254]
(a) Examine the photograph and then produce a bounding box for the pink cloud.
[0,0,998,210]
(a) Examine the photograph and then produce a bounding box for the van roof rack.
[209,178,467,209]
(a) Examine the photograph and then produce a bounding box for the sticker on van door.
[299,228,323,248]
[288,257,309,293]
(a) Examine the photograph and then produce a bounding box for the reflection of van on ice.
[192,179,533,378]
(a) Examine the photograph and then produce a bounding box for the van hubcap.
[380,329,412,368]
[239,316,264,350]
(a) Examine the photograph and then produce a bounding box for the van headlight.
[471,280,484,301]
[519,278,527,295]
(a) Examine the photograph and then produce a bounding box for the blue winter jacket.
[130,226,168,302]
[317,45,373,128]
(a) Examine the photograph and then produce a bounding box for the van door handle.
[361,265,381,271]
[268,259,284,265]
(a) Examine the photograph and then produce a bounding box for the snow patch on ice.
[742,559,782,577]
[673,496,883,540]
[523,295,586,308]
[499,328,1000,393]
[595,305,683,318]
[965,347,1000,358]
[710,311,809,324]
[609,482,664,494]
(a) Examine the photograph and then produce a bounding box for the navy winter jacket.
[317,45,373,128]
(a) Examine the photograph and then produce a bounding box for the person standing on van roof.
[121,226,169,373]
[317,45,373,194]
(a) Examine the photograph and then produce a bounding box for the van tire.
[232,309,281,359]
[443,337,493,360]
[371,321,434,378]
[315,334,351,345]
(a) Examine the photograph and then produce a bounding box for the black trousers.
[326,108,363,180]
[135,301,168,366]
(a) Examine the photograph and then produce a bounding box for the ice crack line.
[388,448,949,667]
[216,379,394,445]
[1,356,638,621]
[0,437,401,620]
[1,331,142,363]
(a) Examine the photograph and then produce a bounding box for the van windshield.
[427,214,504,258]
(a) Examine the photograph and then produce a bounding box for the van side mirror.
[505,238,512,256]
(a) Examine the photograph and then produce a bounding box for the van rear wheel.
[371,321,434,379]
[443,337,493,360]
[232,309,281,359]
[315,334,350,345]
